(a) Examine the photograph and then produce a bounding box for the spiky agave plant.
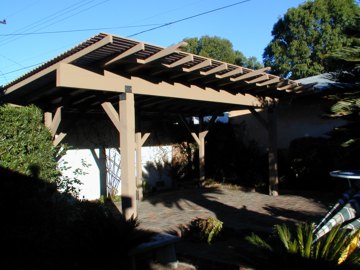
[246,222,360,269]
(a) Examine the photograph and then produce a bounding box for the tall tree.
[325,16,360,118]
[263,0,360,79]
[183,35,262,69]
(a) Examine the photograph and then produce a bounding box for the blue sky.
[0,0,305,86]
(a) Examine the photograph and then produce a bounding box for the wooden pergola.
[1,33,308,219]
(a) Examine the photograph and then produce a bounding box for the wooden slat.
[200,63,228,76]
[230,67,271,82]
[163,54,193,68]
[256,77,280,87]
[215,67,243,79]
[277,83,298,91]
[183,59,211,72]
[138,41,187,64]
[245,74,269,84]
[104,42,145,66]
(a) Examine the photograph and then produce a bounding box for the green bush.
[0,104,59,182]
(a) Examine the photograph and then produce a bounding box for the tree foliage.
[327,16,360,79]
[263,0,360,79]
[325,16,360,118]
[0,104,60,181]
[183,35,263,69]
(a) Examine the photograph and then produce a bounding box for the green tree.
[183,35,262,69]
[0,104,59,181]
[263,0,360,79]
[325,16,360,118]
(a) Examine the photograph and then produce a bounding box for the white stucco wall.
[60,146,173,200]
[59,148,102,200]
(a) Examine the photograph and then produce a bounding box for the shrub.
[0,104,59,182]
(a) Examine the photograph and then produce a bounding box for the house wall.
[229,97,348,150]
[59,113,174,200]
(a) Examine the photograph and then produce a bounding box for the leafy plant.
[181,216,223,244]
[0,104,60,182]
[56,158,90,198]
[246,222,360,269]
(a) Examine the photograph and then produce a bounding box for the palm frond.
[320,224,342,259]
[245,232,273,251]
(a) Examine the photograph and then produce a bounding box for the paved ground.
[118,185,338,269]
[136,185,335,234]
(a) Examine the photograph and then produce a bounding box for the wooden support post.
[267,107,279,196]
[135,132,150,201]
[119,90,137,219]
[198,118,208,182]
[249,106,279,196]
[179,115,209,182]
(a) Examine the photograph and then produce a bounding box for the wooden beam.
[230,67,271,82]
[53,132,67,147]
[5,34,113,95]
[137,41,187,64]
[256,77,280,87]
[103,42,144,67]
[200,63,227,76]
[56,63,262,107]
[101,102,121,133]
[277,84,297,91]
[163,54,193,68]
[215,67,243,79]
[140,132,150,146]
[183,59,211,72]
[50,106,62,137]
[245,74,269,84]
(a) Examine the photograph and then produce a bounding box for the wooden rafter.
[104,42,144,66]
[245,74,269,84]
[216,67,243,79]
[137,41,187,64]
[183,59,211,72]
[163,54,193,68]
[256,77,280,87]
[230,67,271,82]
[200,63,227,76]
